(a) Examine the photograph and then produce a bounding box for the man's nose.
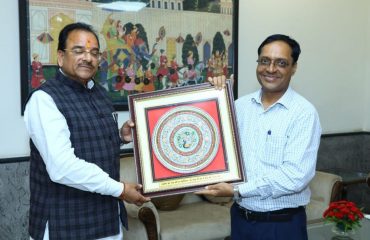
[267,61,278,72]
[82,51,93,61]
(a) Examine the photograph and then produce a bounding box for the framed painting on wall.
[128,81,244,197]
[19,0,239,113]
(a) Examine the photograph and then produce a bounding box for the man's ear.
[57,50,64,67]
[292,63,298,76]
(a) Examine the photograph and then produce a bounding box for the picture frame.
[129,80,244,197]
[19,0,238,114]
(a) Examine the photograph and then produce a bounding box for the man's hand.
[195,182,233,197]
[120,120,135,144]
[119,182,150,206]
[208,75,226,90]
[207,74,234,90]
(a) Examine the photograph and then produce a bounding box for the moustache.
[78,62,94,68]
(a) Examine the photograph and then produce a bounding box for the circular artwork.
[152,106,220,174]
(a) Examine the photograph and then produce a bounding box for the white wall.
[1,0,369,158]
[0,0,30,158]
[238,0,368,133]
[364,2,370,130]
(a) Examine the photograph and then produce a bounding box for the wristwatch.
[233,185,241,202]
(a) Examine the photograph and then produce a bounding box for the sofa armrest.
[330,181,343,202]
[310,171,342,204]
[125,201,160,240]
[307,171,343,222]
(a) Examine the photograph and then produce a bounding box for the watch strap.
[233,185,241,202]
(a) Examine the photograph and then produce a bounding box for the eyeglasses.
[256,57,290,68]
[64,47,101,60]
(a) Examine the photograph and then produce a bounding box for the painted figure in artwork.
[116,20,125,40]
[99,51,109,91]
[100,15,154,94]
[156,49,169,80]
[123,23,138,48]
[123,63,136,94]
[169,55,179,87]
[222,53,228,76]
[31,53,45,89]
[134,64,145,93]
[142,63,156,92]
[115,63,125,92]
[187,50,195,67]
[133,23,152,68]
[184,64,197,85]
[207,55,215,79]
[212,50,224,77]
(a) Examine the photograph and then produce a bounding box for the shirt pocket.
[263,135,287,168]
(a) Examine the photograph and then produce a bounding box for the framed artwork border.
[18,0,239,114]
[129,81,244,197]
[19,0,29,114]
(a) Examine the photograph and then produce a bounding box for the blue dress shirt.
[236,87,322,212]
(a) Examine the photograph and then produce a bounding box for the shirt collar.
[250,87,294,110]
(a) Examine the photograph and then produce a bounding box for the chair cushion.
[159,201,230,240]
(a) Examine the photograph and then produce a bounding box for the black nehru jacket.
[28,70,127,240]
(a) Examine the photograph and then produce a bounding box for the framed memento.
[129,80,244,197]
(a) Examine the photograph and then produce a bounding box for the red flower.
[323,200,364,232]
[335,212,344,219]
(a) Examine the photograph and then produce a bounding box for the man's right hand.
[119,182,150,206]
[195,182,234,197]
[120,120,135,144]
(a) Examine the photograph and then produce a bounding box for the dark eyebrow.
[71,46,84,50]
[260,56,289,61]
[70,46,100,51]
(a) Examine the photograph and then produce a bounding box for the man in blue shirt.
[197,34,321,240]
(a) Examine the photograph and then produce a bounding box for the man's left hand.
[119,182,150,206]
[195,182,233,197]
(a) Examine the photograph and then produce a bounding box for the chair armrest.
[125,201,160,240]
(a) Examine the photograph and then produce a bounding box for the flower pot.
[331,224,355,240]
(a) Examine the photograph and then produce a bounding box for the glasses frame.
[256,57,291,69]
[63,48,102,60]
